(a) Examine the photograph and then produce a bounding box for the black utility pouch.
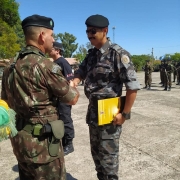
[48,120,64,157]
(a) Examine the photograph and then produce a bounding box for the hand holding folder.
[98,96,128,126]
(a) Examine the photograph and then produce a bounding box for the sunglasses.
[86,28,98,34]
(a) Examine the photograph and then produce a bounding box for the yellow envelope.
[98,96,126,126]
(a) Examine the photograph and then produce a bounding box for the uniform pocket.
[101,124,122,140]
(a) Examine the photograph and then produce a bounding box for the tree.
[13,19,25,48]
[86,42,94,50]
[0,19,20,58]
[0,0,20,26]
[73,44,87,63]
[131,54,151,71]
[55,32,78,58]
[170,53,180,61]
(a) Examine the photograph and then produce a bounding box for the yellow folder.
[98,96,126,126]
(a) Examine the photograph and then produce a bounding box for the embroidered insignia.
[121,55,130,64]
[52,64,60,73]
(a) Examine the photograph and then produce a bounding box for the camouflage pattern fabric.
[176,62,180,84]
[89,124,122,180]
[1,46,78,179]
[75,38,140,179]
[144,64,153,87]
[172,62,177,80]
[164,63,173,88]
[18,152,66,180]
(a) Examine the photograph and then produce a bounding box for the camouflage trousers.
[18,158,66,180]
[89,124,122,180]
[161,71,165,84]
[145,74,152,87]
[164,73,172,87]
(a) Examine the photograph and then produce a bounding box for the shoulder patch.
[121,55,130,64]
[52,64,61,73]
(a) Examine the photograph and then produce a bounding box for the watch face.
[122,112,131,119]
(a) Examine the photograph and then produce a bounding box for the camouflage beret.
[22,14,54,30]
[85,14,109,28]
[53,42,64,51]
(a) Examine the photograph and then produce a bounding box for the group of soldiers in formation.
[143,58,180,91]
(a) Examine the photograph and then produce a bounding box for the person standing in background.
[49,42,75,156]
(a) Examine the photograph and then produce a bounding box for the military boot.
[63,141,74,156]
[164,86,167,91]
[168,87,171,91]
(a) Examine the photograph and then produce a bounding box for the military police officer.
[73,14,140,180]
[1,14,79,179]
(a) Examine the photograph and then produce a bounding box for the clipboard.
[98,96,126,126]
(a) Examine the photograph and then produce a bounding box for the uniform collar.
[99,38,112,54]
[25,45,46,57]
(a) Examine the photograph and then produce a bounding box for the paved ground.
[0,72,180,180]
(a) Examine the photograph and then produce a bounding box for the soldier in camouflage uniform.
[176,61,180,85]
[161,60,166,87]
[172,61,178,82]
[1,15,79,180]
[159,60,164,84]
[143,60,153,89]
[73,14,140,180]
[163,58,173,91]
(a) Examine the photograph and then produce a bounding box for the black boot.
[63,142,74,156]
[143,85,147,89]
[164,86,167,91]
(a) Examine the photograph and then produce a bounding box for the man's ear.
[103,27,108,35]
[39,30,46,44]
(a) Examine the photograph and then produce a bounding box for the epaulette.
[110,43,123,54]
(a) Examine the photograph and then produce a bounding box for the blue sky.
[17,0,180,59]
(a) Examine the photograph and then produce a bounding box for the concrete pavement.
[0,72,180,180]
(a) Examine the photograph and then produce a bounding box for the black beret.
[22,14,54,30]
[146,60,150,62]
[53,42,64,51]
[85,14,109,28]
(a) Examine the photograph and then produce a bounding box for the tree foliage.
[13,19,25,48]
[55,32,78,58]
[0,0,20,26]
[171,53,180,61]
[86,42,94,50]
[0,19,20,58]
[131,54,151,71]
[73,44,87,63]
[0,0,24,58]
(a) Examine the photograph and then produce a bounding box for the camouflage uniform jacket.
[165,63,174,74]
[75,39,140,124]
[1,46,77,163]
[144,64,153,75]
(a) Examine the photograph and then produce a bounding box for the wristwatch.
[122,112,131,120]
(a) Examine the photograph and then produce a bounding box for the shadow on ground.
[12,164,19,172]
[12,165,77,180]
[67,172,78,180]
